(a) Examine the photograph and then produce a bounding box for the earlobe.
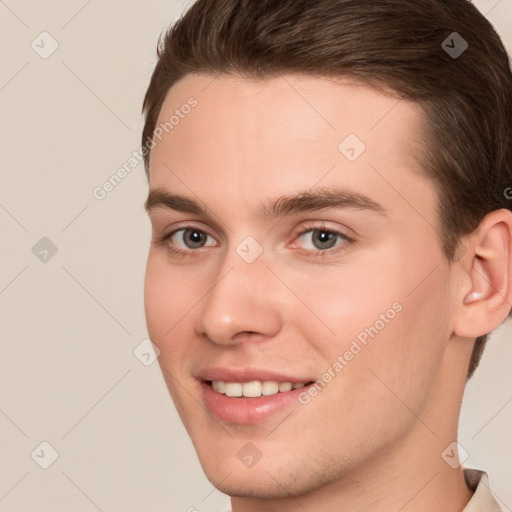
[453,209,512,339]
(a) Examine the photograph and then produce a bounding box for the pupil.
[187,230,204,247]
[314,231,335,249]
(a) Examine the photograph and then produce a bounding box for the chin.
[197,450,338,501]
[203,468,306,500]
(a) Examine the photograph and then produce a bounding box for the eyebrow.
[144,186,388,219]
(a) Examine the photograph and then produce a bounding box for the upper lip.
[197,367,315,383]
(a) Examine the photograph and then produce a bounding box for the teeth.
[242,381,262,397]
[225,383,243,397]
[278,382,293,392]
[262,381,279,395]
[211,380,309,397]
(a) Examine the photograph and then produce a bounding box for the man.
[141,1,512,510]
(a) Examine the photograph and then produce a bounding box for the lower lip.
[200,381,312,424]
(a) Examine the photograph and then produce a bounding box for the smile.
[200,379,317,424]
[210,380,314,397]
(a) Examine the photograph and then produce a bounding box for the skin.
[144,73,512,512]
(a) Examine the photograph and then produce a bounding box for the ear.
[454,208,512,338]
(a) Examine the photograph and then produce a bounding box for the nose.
[195,245,283,346]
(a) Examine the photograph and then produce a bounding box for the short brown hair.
[141,0,512,379]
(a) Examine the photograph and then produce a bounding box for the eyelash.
[153,224,354,259]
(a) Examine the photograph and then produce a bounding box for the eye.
[153,223,353,259]
[171,228,215,250]
[293,225,353,256]
[153,227,217,256]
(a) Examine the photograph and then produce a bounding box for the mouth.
[199,378,317,424]
[206,379,316,397]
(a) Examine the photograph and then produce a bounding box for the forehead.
[158,72,421,139]
[149,73,434,226]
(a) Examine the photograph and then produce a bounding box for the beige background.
[0,1,511,511]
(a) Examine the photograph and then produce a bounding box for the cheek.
[344,271,449,417]
[144,253,188,344]
[144,256,193,406]
[279,259,398,355]
[290,248,449,399]
[144,252,214,383]
[290,276,448,450]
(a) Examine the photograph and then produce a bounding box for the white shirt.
[462,468,503,512]
[218,468,503,512]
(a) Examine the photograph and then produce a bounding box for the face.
[144,73,463,498]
